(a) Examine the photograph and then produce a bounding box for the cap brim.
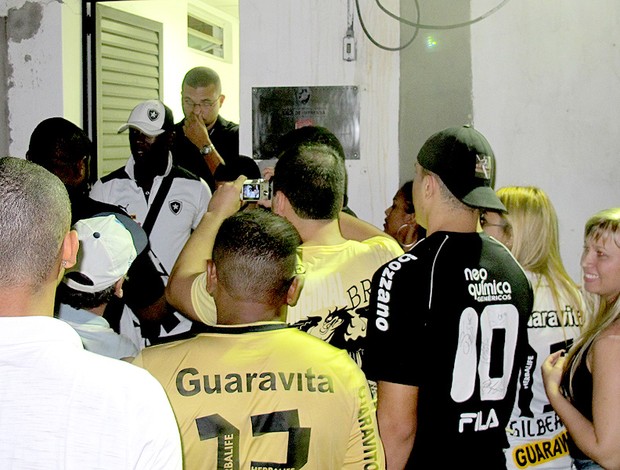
[117,123,165,137]
[461,186,507,212]
[92,211,149,255]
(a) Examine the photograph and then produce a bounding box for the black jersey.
[364,231,533,468]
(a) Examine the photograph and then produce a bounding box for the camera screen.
[242,183,261,201]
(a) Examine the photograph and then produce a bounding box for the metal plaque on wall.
[252,86,360,160]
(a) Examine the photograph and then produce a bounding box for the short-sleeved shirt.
[364,231,533,467]
[90,153,211,276]
[58,303,139,359]
[90,153,212,341]
[190,236,403,368]
[172,115,239,191]
[505,272,583,470]
[0,316,181,469]
[133,322,386,469]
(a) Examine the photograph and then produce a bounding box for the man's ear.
[272,191,288,217]
[62,230,79,269]
[113,278,125,298]
[205,259,218,295]
[286,275,304,307]
[57,230,78,283]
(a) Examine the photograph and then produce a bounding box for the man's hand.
[208,175,245,216]
[183,113,210,149]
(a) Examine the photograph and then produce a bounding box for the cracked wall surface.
[3,0,67,158]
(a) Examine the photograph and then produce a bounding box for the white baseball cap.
[117,99,174,137]
[63,214,147,294]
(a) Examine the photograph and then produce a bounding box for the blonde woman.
[482,186,584,469]
[543,208,620,469]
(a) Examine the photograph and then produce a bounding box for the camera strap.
[141,173,174,236]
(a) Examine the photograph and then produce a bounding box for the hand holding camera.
[207,175,244,217]
[241,179,272,203]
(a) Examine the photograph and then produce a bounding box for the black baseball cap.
[417,125,505,212]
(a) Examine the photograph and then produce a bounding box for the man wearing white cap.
[57,213,148,359]
[90,99,212,345]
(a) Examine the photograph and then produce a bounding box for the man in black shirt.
[26,117,166,345]
[172,66,255,192]
[364,125,533,469]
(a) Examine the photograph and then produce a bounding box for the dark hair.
[26,117,92,177]
[0,157,71,289]
[214,155,261,182]
[275,126,346,161]
[161,102,176,134]
[274,126,350,209]
[213,210,301,305]
[398,181,414,214]
[57,282,117,310]
[182,67,221,92]
[272,143,345,220]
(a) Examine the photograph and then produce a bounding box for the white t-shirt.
[58,303,139,359]
[0,316,182,469]
[505,272,583,470]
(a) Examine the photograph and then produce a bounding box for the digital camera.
[241,179,272,202]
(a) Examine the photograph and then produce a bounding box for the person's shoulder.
[283,328,363,372]
[80,348,161,388]
[597,320,620,343]
[169,164,202,181]
[216,115,239,133]
[362,234,404,254]
[98,166,130,184]
[169,165,211,193]
[481,233,529,276]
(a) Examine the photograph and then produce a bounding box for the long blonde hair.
[564,208,620,397]
[496,186,583,326]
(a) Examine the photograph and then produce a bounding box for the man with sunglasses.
[172,66,244,191]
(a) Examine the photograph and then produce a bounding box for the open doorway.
[82,0,239,178]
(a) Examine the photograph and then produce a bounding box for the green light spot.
[426,36,438,49]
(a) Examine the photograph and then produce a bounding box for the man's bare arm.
[376,381,418,470]
[339,211,395,242]
[183,113,225,174]
[166,176,244,320]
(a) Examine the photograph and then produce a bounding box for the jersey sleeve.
[89,179,108,203]
[190,272,217,325]
[343,365,387,469]
[363,253,426,386]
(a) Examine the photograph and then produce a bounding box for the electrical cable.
[355,0,513,52]
[354,0,420,52]
[375,0,513,30]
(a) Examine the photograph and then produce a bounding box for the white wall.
[239,0,401,227]
[471,0,620,281]
[5,0,82,158]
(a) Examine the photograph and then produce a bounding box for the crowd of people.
[0,65,618,469]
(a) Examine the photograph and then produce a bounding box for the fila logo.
[169,200,182,215]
